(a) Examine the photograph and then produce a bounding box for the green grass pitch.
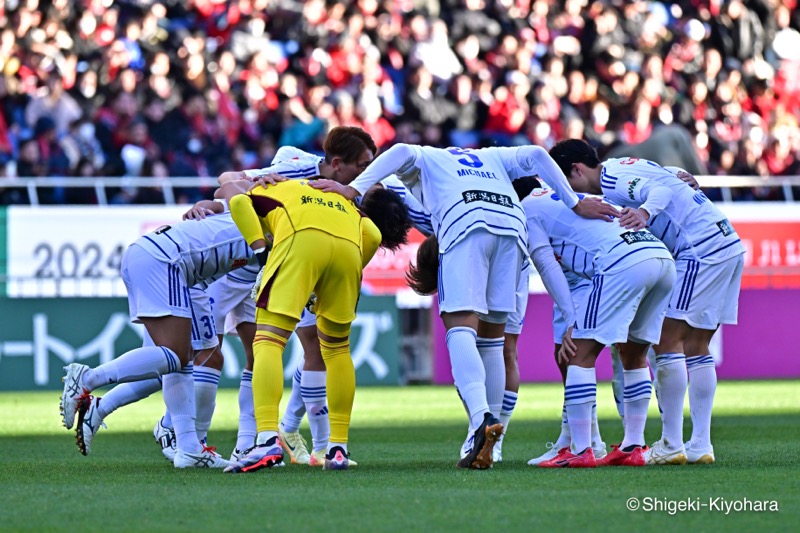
[1,381,797,531]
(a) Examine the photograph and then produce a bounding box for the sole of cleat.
[239,455,284,473]
[469,423,503,470]
[690,455,715,465]
[75,397,91,456]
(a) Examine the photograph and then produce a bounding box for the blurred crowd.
[0,0,799,204]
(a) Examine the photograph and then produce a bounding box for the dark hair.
[512,176,542,201]
[359,186,411,252]
[405,235,439,295]
[548,139,601,177]
[323,126,377,164]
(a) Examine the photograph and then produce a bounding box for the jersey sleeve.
[526,216,551,255]
[360,216,382,267]
[243,159,318,180]
[609,175,673,218]
[229,194,266,247]
[349,144,421,196]
[495,146,580,208]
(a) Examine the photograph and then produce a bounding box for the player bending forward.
[550,140,745,465]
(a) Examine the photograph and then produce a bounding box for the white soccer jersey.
[134,212,257,290]
[523,189,673,278]
[382,175,434,236]
[600,158,745,264]
[348,144,580,254]
[243,151,323,180]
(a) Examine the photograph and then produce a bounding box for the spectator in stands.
[0,0,797,205]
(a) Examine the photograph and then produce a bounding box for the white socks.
[446,327,489,429]
[687,355,716,448]
[280,366,305,434]
[163,363,202,454]
[193,366,220,442]
[610,346,625,421]
[654,353,688,447]
[236,370,256,452]
[476,337,505,418]
[591,403,602,445]
[564,366,596,453]
[301,370,329,452]
[82,346,180,391]
[97,378,162,419]
[499,390,518,432]
[621,368,651,449]
[555,404,571,449]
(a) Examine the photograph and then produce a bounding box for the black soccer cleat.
[457,412,504,470]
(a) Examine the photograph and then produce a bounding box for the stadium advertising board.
[434,289,800,383]
[0,296,400,391]
[3,206,424,297]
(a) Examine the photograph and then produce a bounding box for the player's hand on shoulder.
[249,173,287,188]
[618,207,649,231]
[573,196,619,222]
[309,179,359,200]
[183,206,215,220]
[676,170,700,190]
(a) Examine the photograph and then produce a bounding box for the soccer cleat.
[592,440,608,460]
[153,418,177,462]
[459,430,475,460]
[323,446,349,470]
[685,441,715,464]
[527,442,566,466]
[492,434,504,463]
[539,447,596,468]
[278,428,311,465]
[60,363,90,430]
[644,438,688,465]
[456,413,504,470]
[229,446,253,463]
[174,445,230,469]
[310,449,358,467]
[596,444,647,467]
[224,442,284,473]
[75,396,106,456]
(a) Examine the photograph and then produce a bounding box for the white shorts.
[438,229,524,320]
[208,276,255,336]
[572,257,676,346]
[505,261,531,335]
[666,254,744,329]
[297,308,318,329]
[122,244,192,322]
[188,288,219,351]
[552,281,592,344]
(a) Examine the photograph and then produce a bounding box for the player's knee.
[256,310,298,333]
[316,316,351,339]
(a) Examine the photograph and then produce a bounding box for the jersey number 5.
[447,147,483,168]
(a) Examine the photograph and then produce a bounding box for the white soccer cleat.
[685,441,715,464]
[527,442,567,466]
[153,418,177,462]
[492,434,504,463]
[459,430,475,460]
[592,440,608,460]
[76,396,106,456]
[644,438,688,465]
[60,363,90,430]
[278,428,311,465]
[229,446,253,463]
[174,446,230,469]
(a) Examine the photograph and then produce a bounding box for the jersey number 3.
[447,147,483,168]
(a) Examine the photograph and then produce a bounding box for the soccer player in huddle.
[312,143,616,469]
[549,140,746,464]
[220,177,411,472]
